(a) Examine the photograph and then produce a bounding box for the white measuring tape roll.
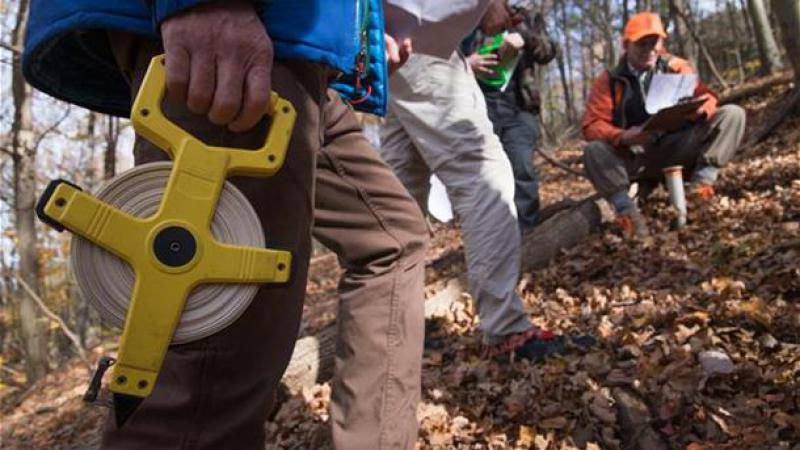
[71,162,264,344]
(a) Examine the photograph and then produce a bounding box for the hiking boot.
[615,210,650,239]
[483,328,596,362]
[689,183,715,202]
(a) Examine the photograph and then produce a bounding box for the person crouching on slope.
[581,12,745,239]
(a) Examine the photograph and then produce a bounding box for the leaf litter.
[1,86,798,450]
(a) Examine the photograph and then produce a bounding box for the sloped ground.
[266,88,800,450]
[1,85,798,450]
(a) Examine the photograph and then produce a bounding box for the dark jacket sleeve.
[517,12,557,65]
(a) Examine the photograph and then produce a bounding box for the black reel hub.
[153,226,197,267]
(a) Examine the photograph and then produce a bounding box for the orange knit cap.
[623,12,667,42]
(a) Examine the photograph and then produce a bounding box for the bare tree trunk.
[0,244,10,356]
[727,1,747,82]
[670,0,699,65]
[11,0,48,382]
[558,0,577,123]
[84,111,97,183]
[580,29,590,106]
[623,0,631,24]
[71,113,98,347]
[536,64,556,148]
[671,0,731,89]
[555,49,575,125]
[771,0,800,80]
[739,0,757,39]
[749,0,785,74]
[659,0,671,21]
[602,0,616,66]
[104,116,120,180]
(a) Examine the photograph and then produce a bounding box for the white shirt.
[383,0,492,58]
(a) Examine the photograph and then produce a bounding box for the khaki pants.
[583,104,747,197]
[102,37,427,450]
[380,52,532,344]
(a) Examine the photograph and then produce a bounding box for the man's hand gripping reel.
[35,55,296,427]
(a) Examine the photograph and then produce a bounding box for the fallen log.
[281,197,603,392]
[718,71,793,105]
[282,277,467,392]
[520,196,602,272]
[748,87,800,145]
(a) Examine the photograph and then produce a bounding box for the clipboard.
[643,98,706,133]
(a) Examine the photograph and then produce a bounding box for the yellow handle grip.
[130,54,297,177]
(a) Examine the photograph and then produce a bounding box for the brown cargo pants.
[101,37,428,450]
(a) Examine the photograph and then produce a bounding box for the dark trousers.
[101,35,428,450]
[484,94,541,229]
[583,105,747,198]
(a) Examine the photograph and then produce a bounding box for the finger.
[208,57,245,125]
[399,38,412,65]
[228,64,271,132]
[186,53,215,115]
[401,38,413,55]
[385,34,401,65]
[164,47,190,105]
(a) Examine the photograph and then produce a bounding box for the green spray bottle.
[475,32,522,91]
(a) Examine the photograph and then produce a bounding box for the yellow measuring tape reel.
[35,55,296,426]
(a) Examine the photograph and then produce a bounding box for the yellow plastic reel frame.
[38,55,296,398]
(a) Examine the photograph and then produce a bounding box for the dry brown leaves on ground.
[265,92,800,450]
[1,87,798,450]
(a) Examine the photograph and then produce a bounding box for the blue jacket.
[23,0,387,116]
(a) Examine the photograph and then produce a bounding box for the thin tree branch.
[0,132,14,157]
[536,147,587,178]
[15,273,91,369]
[0,41,22,55]
[33,105,72,152]
[0,363,26,381]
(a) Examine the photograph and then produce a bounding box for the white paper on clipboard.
[645,73,698,114]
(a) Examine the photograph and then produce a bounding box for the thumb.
[385,33,401,64]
